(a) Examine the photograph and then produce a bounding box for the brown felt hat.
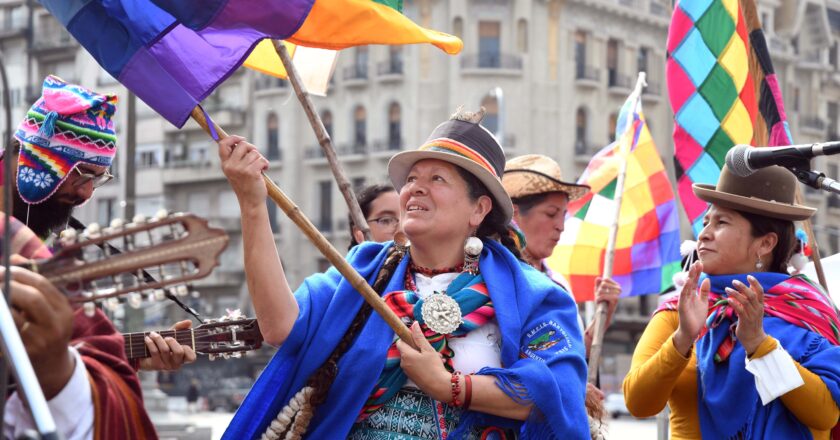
[502,154,590,201]
[692,165,815,221]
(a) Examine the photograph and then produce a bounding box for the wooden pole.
[588,73,647,385]
[189,107,414,346]
[272,40,372,242]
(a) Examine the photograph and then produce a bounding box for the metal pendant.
[421,291,463,335]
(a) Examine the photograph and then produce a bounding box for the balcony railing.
[377,59,404,76]
[372,138,405,153]
[649,1,670,17]
[0,17,27,37]
[343,65,368,81]
[575,65,600,82]
[32,28,76,51]
[608,70,632,89]
[305,143,368,159]
[460,53,523,70]
[800,115,826,131]
[254,76,288,91]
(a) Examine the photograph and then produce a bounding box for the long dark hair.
[348,184,396,249]
[739,210,796,273]
[454,167,522,259]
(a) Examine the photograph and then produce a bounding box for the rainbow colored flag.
[39,0,461,127]
[546,92,681,302]
[667,0,758,234]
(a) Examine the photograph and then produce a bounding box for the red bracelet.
[463,374,472,410]
[450,371,462,407]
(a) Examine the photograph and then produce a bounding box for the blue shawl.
[697,273,840,439]
[222,240,589,439]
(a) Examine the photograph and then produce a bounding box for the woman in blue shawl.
[623,165,840,439]
[217,108,589,439]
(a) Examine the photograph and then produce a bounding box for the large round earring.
[464,236,483,275]
[755,254,764,270]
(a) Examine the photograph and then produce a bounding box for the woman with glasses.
[221,108,589,439]
[348,184,400,249]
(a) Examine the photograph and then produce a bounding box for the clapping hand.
[726,276,767,355]
[674,262,710,357]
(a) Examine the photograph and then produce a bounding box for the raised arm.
[218,135,298,346]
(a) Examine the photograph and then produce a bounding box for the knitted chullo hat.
[13,75,118,204]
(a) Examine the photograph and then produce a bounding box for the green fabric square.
[375,0,403,12]
[575,199,591,220]
[705,128,734,167]
[698,64,738,121]
[599,178,618,200]
[695,0,735,57]
[660,260,681,292]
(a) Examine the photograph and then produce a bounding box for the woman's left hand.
[396,322,451,402]
[726,275,768,355]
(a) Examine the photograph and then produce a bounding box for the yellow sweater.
[622,310,839,440]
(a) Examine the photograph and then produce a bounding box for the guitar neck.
[123,328,197,360]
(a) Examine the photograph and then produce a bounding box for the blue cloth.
[696,273,840,439]
[223,240,589,439]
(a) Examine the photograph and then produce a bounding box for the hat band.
[419,138,498,178]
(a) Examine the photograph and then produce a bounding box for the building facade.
[1,0,838,395]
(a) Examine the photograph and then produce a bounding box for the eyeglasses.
[367,216,400,229]
[72,167,114,188]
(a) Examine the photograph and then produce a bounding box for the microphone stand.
[787,163,840,196]
[0,52,60,439]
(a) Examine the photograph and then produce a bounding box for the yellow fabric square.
[574,222,610,248]
[719,34,749,91]
[616,218,638,249]
[722,98,754,145]
[722,0,739,23]
[560,246,603,276]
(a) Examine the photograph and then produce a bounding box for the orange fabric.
[623,311,837,440]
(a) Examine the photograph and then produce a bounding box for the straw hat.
[502,154,590,201]
[388,108,513,223]
[693,165,815,221]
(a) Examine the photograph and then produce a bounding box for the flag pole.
[189,107,415,346]
[271,40,372,242]
[587,72,647,384]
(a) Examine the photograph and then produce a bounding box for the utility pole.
[124,90,136,220]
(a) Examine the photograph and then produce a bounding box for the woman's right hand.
[218,135,269,209]
[674,261,710,357]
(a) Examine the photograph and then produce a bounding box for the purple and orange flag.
[38,0,461,127]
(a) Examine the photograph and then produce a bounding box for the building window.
[481,94,499,135]
[388,46,403,74]
[453,17,463,39]
[354,46,369,79]
[319,180,333,232]
[793,87,800,112]
[267,112,280,160]
[517,19,528,53]
[832,42,839,71]
[97,198,116,226]
[266,199,279,233]
[187,191,210,217]
[354,105,367,148]
[322,110,333,138]
[637,47,649,75]
[828,226,840,255]
[478,21,501,68]
[352,177,366,191]
[607,39,619,86]
[388,102,402,150]
[575,107,588,155]
[575,31,587,78]
[829,102,838,137]
[608,112,618,142]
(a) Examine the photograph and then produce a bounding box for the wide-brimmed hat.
[693,165,815,221]
[503,154,590,202]
[14,75,118,204]
[388,109,513,223]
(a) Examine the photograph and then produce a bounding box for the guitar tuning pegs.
[84,223,101,238]
[132,214,147,224]
[128,293,143,309]
[175,285,189,297]
[110,218,125,229]
[59,228,78,246]
[153,209,169,221]
[208,354,217,361]
[105,297,120,312]
[83,302,96,318]
[153,289,166,301]
[146,291,157,302]
[230,352,242,359]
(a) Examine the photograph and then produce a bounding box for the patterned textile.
[655,273,840,362]
[38,0,460,128]
[547,89,680,302]
[13,75,117,204]
[350,388,516,440]
[361,271,494,419]
[0,213,52,260]
[668,0,795,236]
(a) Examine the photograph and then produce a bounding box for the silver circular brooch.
[421,292,463,335]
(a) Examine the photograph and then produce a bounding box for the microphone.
[725,142,840,177]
